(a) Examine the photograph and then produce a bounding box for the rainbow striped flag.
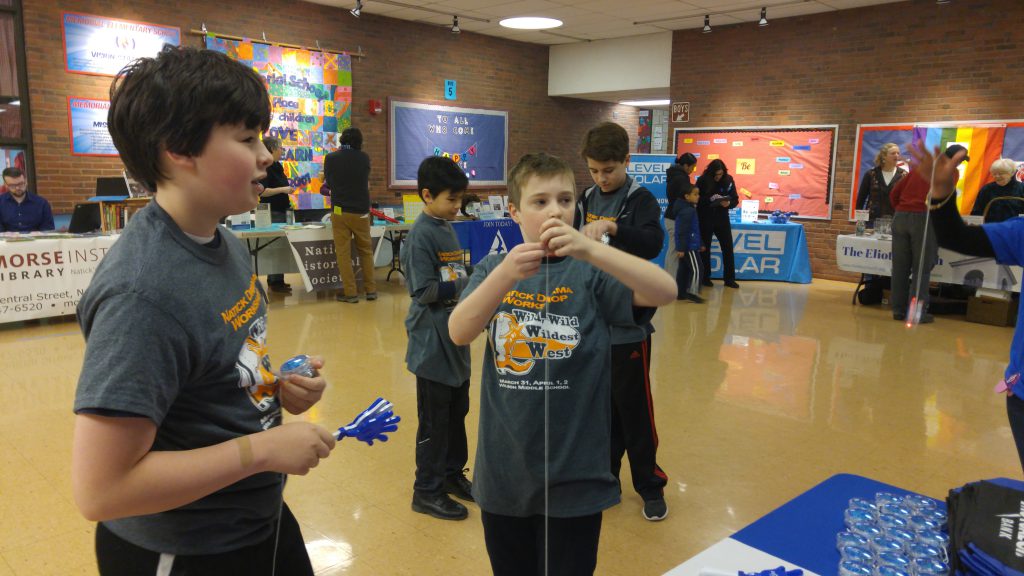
[912,125,1006,214]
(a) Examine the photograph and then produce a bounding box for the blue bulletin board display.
[389,100,508,188]
[62,12,180,77]
[627,154,675,267]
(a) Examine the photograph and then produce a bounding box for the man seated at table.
[1,168,54,233]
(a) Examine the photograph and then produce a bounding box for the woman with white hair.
[971,158,1024,222]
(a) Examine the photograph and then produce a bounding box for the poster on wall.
[62,13,180,77]
[67,97,118,157]
[207,36,353,209]
[626,153,674,267]
[673,126,838,220]
[389,100,508,188]
[0,147,26,173]
[851,121,1024,219]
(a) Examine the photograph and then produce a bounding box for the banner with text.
[708,222,812,283]
[627,154,675,267]
[207,36,353,209]
[67,97,117,156]
[285,227,380,292]
[62,12,180,76]
[0,236,117,323]
[451,218,523,265]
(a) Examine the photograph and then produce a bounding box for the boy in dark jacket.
[675,185,704,303]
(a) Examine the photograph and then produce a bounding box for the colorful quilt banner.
[206,36,353,209]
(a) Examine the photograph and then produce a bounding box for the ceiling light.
[620,99,670,107]
[702,15,712,34]
[451,15,460,34]
[499,17,562,30]
[350,0,362,18]
[759,7,768,27]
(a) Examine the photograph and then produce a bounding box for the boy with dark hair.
[664,152,698,278]
[402,155,474,520]
[576,121,670,521]
[72,46,336,575]
[450,152,676,575]
[675,185,704,303]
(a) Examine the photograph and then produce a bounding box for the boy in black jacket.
[575,122,670,521]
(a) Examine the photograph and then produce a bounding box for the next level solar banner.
[389,100,508,188]
[67,97,117,157]
[207,36,353,209]
[673,126,839,220]
[62,12,180,77]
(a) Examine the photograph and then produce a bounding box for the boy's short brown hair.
[508,153,574,207]
[580,122,630,163]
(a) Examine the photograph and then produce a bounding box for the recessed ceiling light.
[499,17,562,30]
[620,99,670,107]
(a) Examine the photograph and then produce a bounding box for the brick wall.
[21,0,638,214]
[670,0,1024,281]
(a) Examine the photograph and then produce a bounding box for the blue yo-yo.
[875,492,903,507]
[280,354,316,378]
[906,542,942,559]
[837,531,870,550]
[850,522,884,538]
[848,497,879,512]
[878,513,908,531]
[903,494,938,511]
[908,515,942,533]
[916,530,949,549]
[879,502,912,518]
[839,561,873,576]
[911,558,949,576]
[921,507,948,525]
[870,535,904,555]
[839,544,873,563]
[886,528,915,546]
[876,552,912,570]
[845,507,877,527]
[873,565,909,576]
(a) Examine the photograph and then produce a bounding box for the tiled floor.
[0,276,1018,575]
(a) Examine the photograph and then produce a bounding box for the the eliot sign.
[671,101,690,123]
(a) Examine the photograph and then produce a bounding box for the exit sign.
[671,101,690,123]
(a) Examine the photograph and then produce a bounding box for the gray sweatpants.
[890,210,938,315]
[663,217,678,278]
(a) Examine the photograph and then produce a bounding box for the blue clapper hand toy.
[334,397,401,445]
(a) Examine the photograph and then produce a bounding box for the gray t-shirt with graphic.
[401,212,471,387]
[74,201,284,555]
[463,254,647,517]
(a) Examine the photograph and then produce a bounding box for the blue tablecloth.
[451,218,523,265]
[709,221,812,284]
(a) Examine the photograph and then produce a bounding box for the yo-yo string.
[908,138,939,328]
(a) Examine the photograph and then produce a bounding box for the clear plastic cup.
[849,497,879,512]
[870,535,905,555]
[875,492,903,507]
[837,531,870,550]
[839,561,874,576]
[908,515,942,533]
[850,522,885,539]
[845,507,878,527]
[911,558,949,576]
[839,544,874,563]
[902,494,938,512]
[878,513,909,531]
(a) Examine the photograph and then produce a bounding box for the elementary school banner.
[62,12,180,77]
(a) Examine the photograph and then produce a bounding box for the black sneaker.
[919,313,935,324]
[445,470,474,502]
[701,280,714,287]
[336,293,359,303]
[686,293,705,304]
[642,497,668,521]
[365,292,378,301]
[412,491,468,520]
[724,281,740,289]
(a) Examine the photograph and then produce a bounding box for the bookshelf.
[92,197,151,232]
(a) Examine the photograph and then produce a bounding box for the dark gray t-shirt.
[463,254,644,517]
[401,212,471,387]
[74,201,283,555]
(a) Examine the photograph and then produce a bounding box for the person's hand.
[256,183,265,195]
[252,422,335,475]
[906,140,966,201]
[581,219,617,241]
[700,245,707,252]
[720,200,730,208]
[540,218,591,259]
[280,356,327,415]
[676,251,685,257]
[497,241,545,281]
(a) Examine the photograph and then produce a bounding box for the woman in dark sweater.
[696,159,739,288]
[855,142,906,222]
[971,158,1024,223]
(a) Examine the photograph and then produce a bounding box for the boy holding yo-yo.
[71,46,336,575]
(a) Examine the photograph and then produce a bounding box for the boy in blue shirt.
[675,185,705,303]
[450,153,676,575]
[401,156,474,520]
[72,46,336,575]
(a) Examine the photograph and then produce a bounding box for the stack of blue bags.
[948,479,1024,576]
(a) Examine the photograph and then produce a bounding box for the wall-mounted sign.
[445,80,457,100]
[671,101,690,123]
[67,97,118,157]
[62,12,181,77]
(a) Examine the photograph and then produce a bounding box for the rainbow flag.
[912,125,1006,214]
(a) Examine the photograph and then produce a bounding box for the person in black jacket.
[696,159,740,288]
[575,122,669,522]
[855,142,906,223]
[258,137,294,292]
[971,158,1024,223]
[324,128,376,303]
[664,152,697,279]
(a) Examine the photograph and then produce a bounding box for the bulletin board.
[851,121,1024,219]
[673,126,838,220]
[389,99,508,189]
